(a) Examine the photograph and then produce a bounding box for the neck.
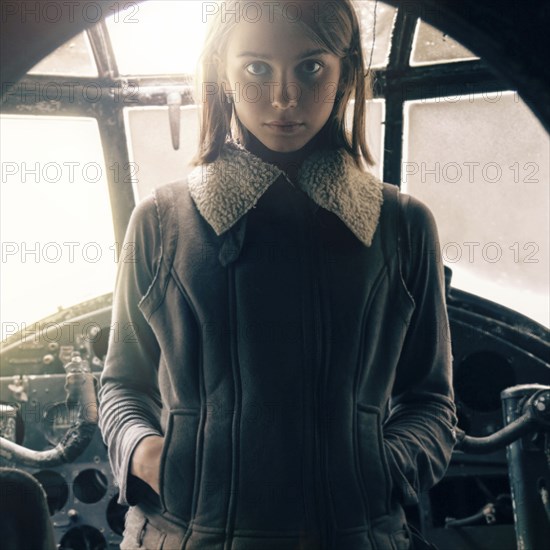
[245,133,324,183]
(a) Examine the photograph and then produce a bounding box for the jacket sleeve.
[383,192,458,506]
[98,195,164,507]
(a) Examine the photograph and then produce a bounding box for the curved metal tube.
[0,355,98,468]
[454,412,537,454]
[455,387,550,454]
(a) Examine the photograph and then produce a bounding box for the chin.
[260,136,311,154]
[266,143,304,153]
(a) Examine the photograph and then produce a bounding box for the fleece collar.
[187,140,384,247]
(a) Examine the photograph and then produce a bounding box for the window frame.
[0,4,512,243]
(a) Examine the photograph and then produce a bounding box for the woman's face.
[222,11,342,153]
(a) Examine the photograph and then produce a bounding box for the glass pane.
[411,19,478,66]
[106,1,208,76]
[355,1,397,69]
[403,92,550,327]
[124,106,201,200]
[107,1,395,76]
[0,116,116,341]
[28,32,97,77]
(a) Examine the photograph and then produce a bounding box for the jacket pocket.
[158,409,200,521]
[356,404,393,519]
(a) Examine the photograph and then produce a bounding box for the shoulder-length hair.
[192,0,374,169]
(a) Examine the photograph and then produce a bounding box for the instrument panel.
[1,290,549,549]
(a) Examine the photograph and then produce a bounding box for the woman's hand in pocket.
[130,435,164,495]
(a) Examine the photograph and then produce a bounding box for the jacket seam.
[396,192,416,314]
[137,191,164,312]
[225,264,242,550]
[141,186,183,323]
[350,266,388,532]
[166,265,206,548]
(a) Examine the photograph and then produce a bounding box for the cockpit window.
[1,0,548,333]
[124,98,386,202]
[0,116,116,340]
[355,1,397,69]
[104,1,397,77]
[403,91,550,325]
[27,32,97,77]
[410,19,478,66]
[105,1,208,76]
[124,105,201,200]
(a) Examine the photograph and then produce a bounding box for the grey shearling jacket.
[98,141,457,550]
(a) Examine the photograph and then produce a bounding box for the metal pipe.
[0,353,97,468]
[454,411,537,454]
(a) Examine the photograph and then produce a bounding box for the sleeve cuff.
[117,427,163,507]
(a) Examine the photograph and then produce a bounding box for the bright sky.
[0,116,117,341]
[106,0,209,75]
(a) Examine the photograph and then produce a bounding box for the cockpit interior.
[1,1,549,549]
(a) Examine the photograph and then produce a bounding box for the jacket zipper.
[309,210,331,549]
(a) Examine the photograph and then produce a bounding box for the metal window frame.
[0,3,512,241]
[376,8,508,185]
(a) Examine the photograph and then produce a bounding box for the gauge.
[42,402,79,446]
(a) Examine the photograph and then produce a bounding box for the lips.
[265,121,303,127]
[265,120,304,133]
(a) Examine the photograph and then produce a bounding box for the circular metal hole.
[32,469,69,515]
[106,493,128,535]
[59,525,107,550]
[73,469,108,504]
[454,351,516,412]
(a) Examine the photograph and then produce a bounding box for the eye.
[245,62,269,76]
[300,60,323,75]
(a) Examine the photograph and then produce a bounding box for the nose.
[270,76,299,110]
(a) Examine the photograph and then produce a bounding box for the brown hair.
[192,0,374,169]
